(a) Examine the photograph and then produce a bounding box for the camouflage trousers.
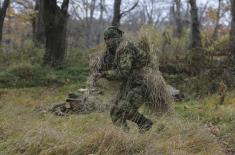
[110,82,152,132]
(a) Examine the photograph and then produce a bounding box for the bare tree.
[0,0,10,45]
[70,0,103,47]
[142,0,161,25]
[198,0,209,23]
[174,0,183,37]
[112,0,138,26]
[189,0,201,48]
[212,0,222,40]
[84,0,97,47]
[112,0,122,26]
[33,0,45,46]
[96,0,106,43]
[230,0,235,57]
[42,0,70,67]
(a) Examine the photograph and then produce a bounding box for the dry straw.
[138,29,174,115]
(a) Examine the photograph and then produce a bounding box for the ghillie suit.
[49,52,113,116]
[49,47,118,116]
[94,26,174,133]
[49,90,109,116]
[137,35,174,115]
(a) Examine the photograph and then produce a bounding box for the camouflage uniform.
[99,26,153,132]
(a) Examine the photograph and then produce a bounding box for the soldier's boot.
[130,113,153,134]
[138,118,153,134]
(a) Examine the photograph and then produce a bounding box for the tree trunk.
[189,0,201,48]
[33,0,45,46]
[212,0,222,40]
[174,0,183,37]
[96,0,105,43]
[146,0,154,25]
[42,0,69,67]
[85,0,97,48]
[112,0,122,26]
[230,0,235,57]
[0,0,10,46]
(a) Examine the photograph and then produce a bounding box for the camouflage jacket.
[99,40,150,81]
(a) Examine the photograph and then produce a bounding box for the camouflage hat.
[104,26,124,40]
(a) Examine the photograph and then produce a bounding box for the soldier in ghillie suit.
[94,26,173,133]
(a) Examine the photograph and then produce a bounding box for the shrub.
[0,47,89,88]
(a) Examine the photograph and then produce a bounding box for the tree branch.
[0,0,10,19]
[198,0,209,22]
[14,0,33,9]
[120,0,139,16]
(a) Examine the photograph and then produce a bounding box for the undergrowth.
[0,47,89,88]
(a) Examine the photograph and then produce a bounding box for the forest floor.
[0,82,234,155]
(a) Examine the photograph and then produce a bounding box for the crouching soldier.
[94,26,173,133]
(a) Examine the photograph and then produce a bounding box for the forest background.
[0,0,234,155]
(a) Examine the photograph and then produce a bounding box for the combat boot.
[130,113,153,133]
[138,118,153,134]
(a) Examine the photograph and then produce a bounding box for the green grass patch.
[0,86,234,155]
[0,48,89,88]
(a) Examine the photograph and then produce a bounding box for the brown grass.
[0,85,233,155]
